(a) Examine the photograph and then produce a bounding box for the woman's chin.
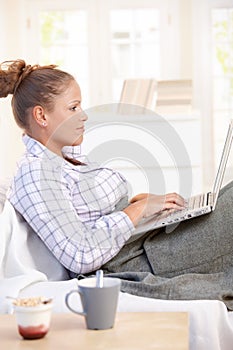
[72,135,83,146]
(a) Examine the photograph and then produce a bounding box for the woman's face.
[45,79,88,152]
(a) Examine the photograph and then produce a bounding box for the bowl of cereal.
[12,297,53,340]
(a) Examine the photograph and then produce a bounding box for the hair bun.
[0,59,26,97]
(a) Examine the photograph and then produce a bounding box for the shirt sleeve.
[8,159,134,274]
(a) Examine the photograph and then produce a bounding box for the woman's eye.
[70,106,78,111]
[69,102,81,112]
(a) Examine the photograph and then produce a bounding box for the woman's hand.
[123,192,185,226]
[130,192,185,217]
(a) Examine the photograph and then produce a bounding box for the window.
[110,8,160,101]
[24,0,179,108]
[39,10,89,105]
[211,4,233,186]
[212,8,233,161]
[193,0,233,190]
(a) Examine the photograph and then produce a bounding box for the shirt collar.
[22,134,86,165]
[62,145,82,159]
[23,134,47,157]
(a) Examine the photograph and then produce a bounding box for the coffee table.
[0,312,189,349]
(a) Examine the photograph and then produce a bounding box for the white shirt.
[8,135,134,274]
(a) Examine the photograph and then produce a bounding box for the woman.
[1,60,233,306]
[0,59,184,272]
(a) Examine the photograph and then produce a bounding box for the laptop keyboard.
[186,193,208,210]
[159,193,209,223]
[139,192,211,230]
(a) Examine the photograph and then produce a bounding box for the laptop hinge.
[208,192,214,207]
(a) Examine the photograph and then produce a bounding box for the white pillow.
[0,178,11,214]
[0,199,70,281]
[15,209,70,281]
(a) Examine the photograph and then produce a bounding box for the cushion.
[0,178,11,214]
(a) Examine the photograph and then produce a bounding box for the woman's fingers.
[129,192,185,218]
[165,193,185,208]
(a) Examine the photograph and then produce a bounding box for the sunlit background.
[0,0,233,196]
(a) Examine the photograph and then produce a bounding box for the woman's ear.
[32,105,47,127]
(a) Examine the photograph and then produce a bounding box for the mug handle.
[65,290,86,316]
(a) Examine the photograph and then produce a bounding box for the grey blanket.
[102,181,233,310]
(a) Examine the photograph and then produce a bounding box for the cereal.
[12,297,52,307]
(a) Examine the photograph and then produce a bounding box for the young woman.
[1,60,233,305]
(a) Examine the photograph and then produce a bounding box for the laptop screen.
[212,119,233,210]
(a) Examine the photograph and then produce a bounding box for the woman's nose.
[76,108,88,121]
[82,111,88,121]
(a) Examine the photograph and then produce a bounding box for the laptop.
[134,119,233,234]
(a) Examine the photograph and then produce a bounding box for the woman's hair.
[0,59,75,130]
